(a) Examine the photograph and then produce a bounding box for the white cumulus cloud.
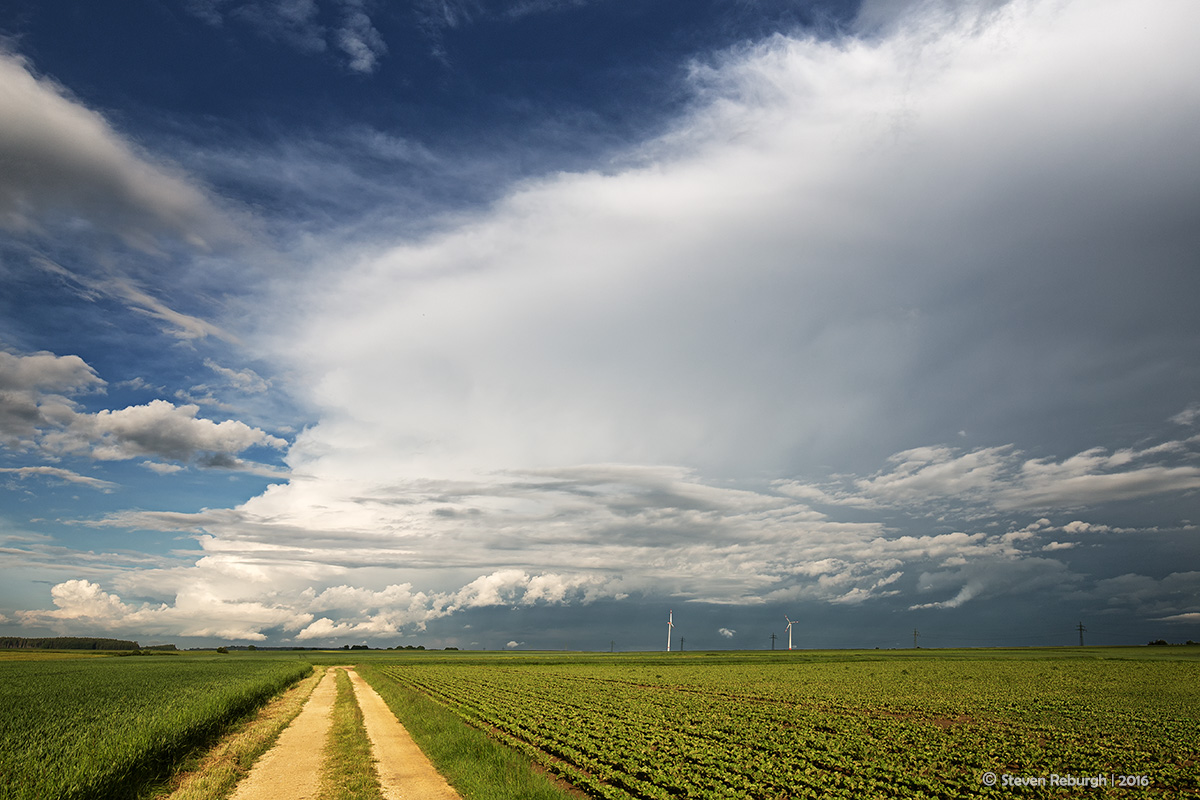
[0,349,286,473]
[48,399,286,466]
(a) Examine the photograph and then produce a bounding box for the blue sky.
[1,0,1198,651]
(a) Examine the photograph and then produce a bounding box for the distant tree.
[216,646,229,654]
[246,645,257,651]
[416,645,425,650]
[1148,639,1169,646]
[444,646,459,651]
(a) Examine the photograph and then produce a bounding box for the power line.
[902,622,1171,648]
[911,624,1099,646]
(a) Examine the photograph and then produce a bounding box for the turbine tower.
[666,610,674,652]
[785,616,796,650]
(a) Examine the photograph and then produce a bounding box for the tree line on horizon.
[1,636,143,650]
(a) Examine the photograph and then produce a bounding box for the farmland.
[2,647,1196,799]
[360,648,1200,799]
[0,654,311,800]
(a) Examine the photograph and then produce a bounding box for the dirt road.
[230,667,339,800]
[348,669,461,800]
[229,666,462,800]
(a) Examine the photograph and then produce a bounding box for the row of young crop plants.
[0,656,312,800]
[375,657,1199,798]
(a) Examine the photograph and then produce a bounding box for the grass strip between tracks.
[356,664,581,800]
[318,669,385,800]
[155,665,323,800]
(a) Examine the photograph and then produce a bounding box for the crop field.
[3,648,1195,800]
[365,648,1200,799]
[0,654,311,800]
[0,649,111,661]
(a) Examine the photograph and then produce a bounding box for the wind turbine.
[666,610,674,652]
[785,616,796,650]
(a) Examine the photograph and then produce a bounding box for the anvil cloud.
[1,0,1198,650]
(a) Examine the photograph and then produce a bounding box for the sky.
[1,0,1198,651]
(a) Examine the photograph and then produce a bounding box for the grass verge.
[318,669,384,800]
[356,664,581,800]
[154,665,322,800]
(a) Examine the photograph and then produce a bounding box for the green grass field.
[0,654,311,800]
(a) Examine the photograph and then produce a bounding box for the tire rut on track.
[230,667,339,800]
[347,669,462,800]
[228,666,462,800]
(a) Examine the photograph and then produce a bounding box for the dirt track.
[230,667,338,800]
[348,669,461,800]
[230,666,461,800]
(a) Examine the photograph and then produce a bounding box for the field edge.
[152,664,324,800]
[357,663,585,800]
